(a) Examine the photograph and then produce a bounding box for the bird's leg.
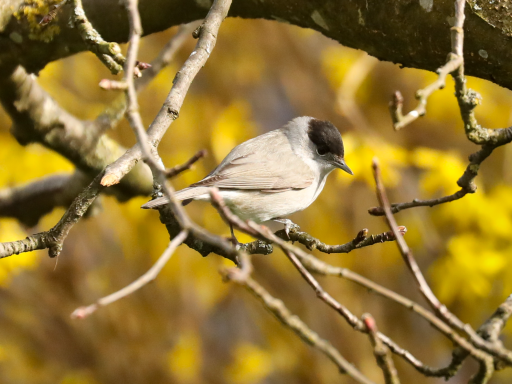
[229,224,242,250]
[272,218,299,239]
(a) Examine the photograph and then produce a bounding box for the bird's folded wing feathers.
[190,131,315,191]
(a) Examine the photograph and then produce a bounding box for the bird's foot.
[273,218,300,239]
[229,225,242,250]
[226,236,242,250]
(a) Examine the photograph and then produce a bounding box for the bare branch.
[100,0,232,187]
[0,171,92,227]
[164,149,207,178]
[0,65,153,198]
[369,142,495,217]
[389,55,463,130]
[372,158,512,368]
[362,314,400,384]
[368,189,468,216]
[135,22,200,91]
[0,173,104,259]
[71,0,126,74]
[71,230,188,319]
[221,267,376,384]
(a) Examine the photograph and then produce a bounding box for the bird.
[142,116,353,240]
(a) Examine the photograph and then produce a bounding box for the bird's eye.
[316,147,328,156]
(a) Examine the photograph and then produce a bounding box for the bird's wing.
[191,130,314,191]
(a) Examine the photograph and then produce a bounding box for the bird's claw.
[273,218,299,239]
[227,236,242,250]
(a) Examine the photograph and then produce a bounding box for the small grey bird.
[142,116,353,237]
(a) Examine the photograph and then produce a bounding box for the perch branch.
[209,188,487,375]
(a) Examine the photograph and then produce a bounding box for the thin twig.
[221,267,375,384]
[389,55,463,130]
[71,230,188,319]
[368,189,468,216]
[165,149,207,178]
[368,143,494,216]
[100,0,233,187]
[0,0,235,262]
[210,186,507,371]
[372,158,511,369]
[362,314,400,384]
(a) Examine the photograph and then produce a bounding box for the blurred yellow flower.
[411,147,465,195]
[211,101,258,163]
[431,234,506,304]
[167,330,203,383]
[225,343,273,384]
[0,221,40,286]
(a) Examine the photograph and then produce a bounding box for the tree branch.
[0,171,92,227]
[71,229,188,319]
[362,314,400,384]
[0,0,235,263]
[221,266,376,384]
[3,0,512,93]
[71,0,125,74]
[0,65,153,199]
[0,173,104,259]
[372,157,512,368]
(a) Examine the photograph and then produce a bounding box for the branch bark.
[2,0,512,90]
[0,171,92,227]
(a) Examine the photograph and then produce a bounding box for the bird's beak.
[334,157,353,175]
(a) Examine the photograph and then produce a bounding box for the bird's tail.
[141,187,211,209]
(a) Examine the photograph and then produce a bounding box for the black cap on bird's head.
[307,118,353,175]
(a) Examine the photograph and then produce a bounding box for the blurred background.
[1,17,512,384]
